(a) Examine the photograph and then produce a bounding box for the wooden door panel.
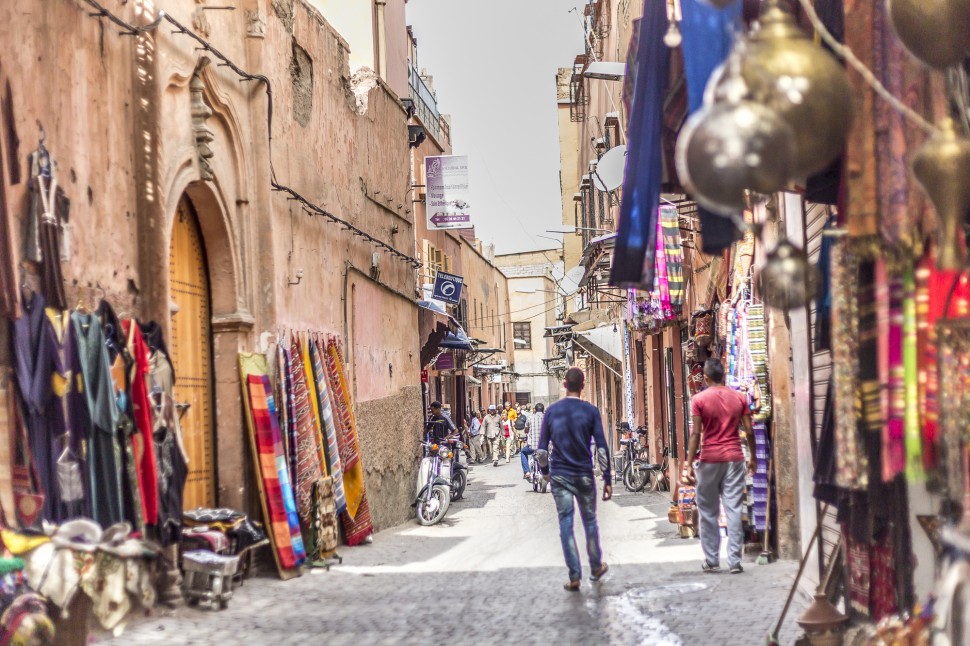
[169,198,215,510]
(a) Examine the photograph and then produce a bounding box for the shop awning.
[572,324,623,377]
[418,300,454,368]
[465,375,482,386]
[439,327,473,351]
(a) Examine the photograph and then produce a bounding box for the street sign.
[425,155,472,230]
[420,370,429,383]
[432,270,464,305]
[429,213,470,226]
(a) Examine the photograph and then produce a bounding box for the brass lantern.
[888,0,970,70]
[756,235,819,310]
[912,119,970,270]
[741,0,853,178]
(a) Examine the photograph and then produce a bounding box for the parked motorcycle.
[414,440,453,526]
[444,436,467,502]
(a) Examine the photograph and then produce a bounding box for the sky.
[406,0,585,256]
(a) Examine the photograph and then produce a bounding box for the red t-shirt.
[690,386,750,463]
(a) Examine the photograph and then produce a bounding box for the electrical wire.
[793,0,939,136]
[78,0,422,268]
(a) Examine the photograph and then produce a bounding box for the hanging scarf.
[902,265,922,482]
[610,1,668,287]
[831,241,866,489]
[661,205,685,313]
[883,270,906,481]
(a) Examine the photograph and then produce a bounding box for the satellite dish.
[561,266,586,295]
[592,145,627,192]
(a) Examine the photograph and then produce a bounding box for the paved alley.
[103,459,807,646]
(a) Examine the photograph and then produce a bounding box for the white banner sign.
[425,155,472,230]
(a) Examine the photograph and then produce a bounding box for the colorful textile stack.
[325,338,374,546]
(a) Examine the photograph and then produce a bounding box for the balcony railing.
[409,67,441,143]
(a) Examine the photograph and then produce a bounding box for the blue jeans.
[520,445,535,473]
[551,475,603,581]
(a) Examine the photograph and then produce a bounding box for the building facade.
[494,249,564,407]
[0,0,432,533]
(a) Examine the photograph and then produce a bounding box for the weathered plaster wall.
[355,385,422,531]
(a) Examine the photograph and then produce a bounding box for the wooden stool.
[182,550,240,610]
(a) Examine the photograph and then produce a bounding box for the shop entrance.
[169,196,216,509]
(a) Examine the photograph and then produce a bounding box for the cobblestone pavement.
[101,457,809,645]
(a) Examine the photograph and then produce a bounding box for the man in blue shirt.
[537,368,612,591]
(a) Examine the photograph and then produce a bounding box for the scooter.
[414,439,452,526]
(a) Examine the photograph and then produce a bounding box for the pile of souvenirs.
[237,333,372,578]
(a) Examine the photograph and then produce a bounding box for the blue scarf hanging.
[609,0,669,288]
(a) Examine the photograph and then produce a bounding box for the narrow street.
[107,460,805,646]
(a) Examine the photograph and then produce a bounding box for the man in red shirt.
[682,359,756,574]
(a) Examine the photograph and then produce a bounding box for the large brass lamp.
[912,119,970,270]
[741,0,852,178]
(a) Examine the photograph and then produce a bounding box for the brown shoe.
[590,563,609,581]
[563,579,580,592]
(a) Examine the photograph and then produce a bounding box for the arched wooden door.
[169,197,216,509]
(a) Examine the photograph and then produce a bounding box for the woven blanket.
[242,364,305,572]
[325,338,372,544]
[311,339,347,515]
[287,337,325,533]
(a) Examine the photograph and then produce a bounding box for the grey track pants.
[696,460,746,569]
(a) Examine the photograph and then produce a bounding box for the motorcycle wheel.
[451,470,466,501]
[416,484,450,525]
[624,461,649,492]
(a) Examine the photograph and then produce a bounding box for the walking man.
[467,410,485,464]
[682,359,756,575]
[536,368,612,591]
[483,405,502,467]
[520,403,544,481]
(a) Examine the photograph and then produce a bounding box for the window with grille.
[513,322,532,350]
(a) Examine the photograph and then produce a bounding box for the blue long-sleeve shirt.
[537,397,611,482]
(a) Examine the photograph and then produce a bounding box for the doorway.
[168,196,216,509]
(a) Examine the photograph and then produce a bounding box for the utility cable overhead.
[78,0,422,268]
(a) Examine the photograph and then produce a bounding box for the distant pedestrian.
[537,368,612,591]
[682,359,756,575]
[467,410,485,464]
[520,403,544,480]
[483,405,502,467]
[501,411,513,463]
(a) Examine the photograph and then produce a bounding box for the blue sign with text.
[432,271,464,305]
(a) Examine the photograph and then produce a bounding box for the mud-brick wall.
[355,385,422,531]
